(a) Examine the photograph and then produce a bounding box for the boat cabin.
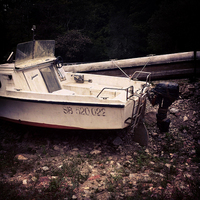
[0,40,148,102]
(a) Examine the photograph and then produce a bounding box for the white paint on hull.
[0,40,149,131]
[0,96,132,129]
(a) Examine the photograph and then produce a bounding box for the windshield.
[15,40,55,68]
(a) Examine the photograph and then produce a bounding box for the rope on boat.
[134,54,154,79]
[112,55,154,80]
[111,60,130,79]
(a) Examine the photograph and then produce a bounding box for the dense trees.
[0,0,199,63]
[56,30,92,62]
[148,0,200,54]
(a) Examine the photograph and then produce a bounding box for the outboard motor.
[148,82,179,132]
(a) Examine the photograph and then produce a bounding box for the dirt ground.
[0,78,200,200]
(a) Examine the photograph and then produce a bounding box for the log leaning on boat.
[63,51,200,80]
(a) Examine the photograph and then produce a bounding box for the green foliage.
[148,0,200,54]
[0,0,199,63]
[56,30,92,62]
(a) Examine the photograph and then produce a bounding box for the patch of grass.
[135,149,152,167]
[52,158,89,188]
[31,158,87,199]
[41,145,47,155]
[116,166,130,176]
[48,178,61,192]
[106,174,123,195]
[179,125,189,132]
[112,174,123,182]
[106,180,115,192]
[122,149,155,173]
[161,131,184,154]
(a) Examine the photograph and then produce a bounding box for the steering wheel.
[55,56,63,68]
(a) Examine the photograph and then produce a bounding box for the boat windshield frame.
[15,40,55,69]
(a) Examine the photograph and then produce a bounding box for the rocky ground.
[0,78,200,200]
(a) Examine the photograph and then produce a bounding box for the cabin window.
[40,65,61,93]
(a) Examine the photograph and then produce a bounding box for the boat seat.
[52,89,76,95]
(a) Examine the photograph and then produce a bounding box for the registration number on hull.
[63,106,106,117]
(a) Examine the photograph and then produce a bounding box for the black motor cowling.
[148,82,179,132]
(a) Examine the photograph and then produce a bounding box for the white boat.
[0,40,150,144]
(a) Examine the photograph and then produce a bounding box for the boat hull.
[0,96,132,130]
